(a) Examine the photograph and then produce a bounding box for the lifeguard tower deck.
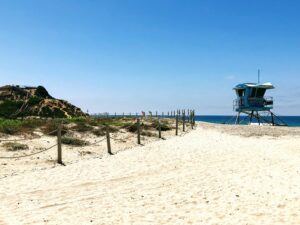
[233,82,286,126]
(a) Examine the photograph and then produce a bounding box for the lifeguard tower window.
[250,88,266,98]
[237,89,245,97]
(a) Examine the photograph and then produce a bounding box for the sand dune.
[0,123,299,224]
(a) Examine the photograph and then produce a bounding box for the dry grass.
[61,137,89,146]
[92,129,106,137]
[42,120,67,136]
[71,122,93,133]
[0,117,177,140]
[124,119,172,133]
[141,130,156,137]
[2,142,29,151]
[92,126,119,136]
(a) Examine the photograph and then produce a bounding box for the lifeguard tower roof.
[233,82,274,90]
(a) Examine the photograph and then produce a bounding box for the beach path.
[0,125,299,225]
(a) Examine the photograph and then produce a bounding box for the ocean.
[101,114,300,127]
[195,115,300,127]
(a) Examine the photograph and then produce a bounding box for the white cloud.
[225,75,235,80]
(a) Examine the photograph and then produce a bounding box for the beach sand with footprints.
[0,122,299,224]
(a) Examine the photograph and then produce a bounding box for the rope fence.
[0,109,196,165]
[0,144,57,159]
[89,137,107,146]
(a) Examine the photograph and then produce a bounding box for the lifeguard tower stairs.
[232,82,287,126]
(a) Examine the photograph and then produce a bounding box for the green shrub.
[0,119,46,135]
[27,97,42,106]
[152,120,171,131]
[2,142,29,151]
[67,117,87,123]
[40,106,53,118]
[160,124,171,131]
[124,123,138,133]
[21,119,44,129]
[52,108,66,118]
[0,119,22,134]
[61,137,88,146]
[0,100,23,118]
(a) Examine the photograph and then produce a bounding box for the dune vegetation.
[0,116,173,137]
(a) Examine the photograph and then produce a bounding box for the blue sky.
[0,0,300,115]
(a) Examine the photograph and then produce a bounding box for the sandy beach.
[0,122,299,225]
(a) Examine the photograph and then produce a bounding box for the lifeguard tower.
[233,82,286,126]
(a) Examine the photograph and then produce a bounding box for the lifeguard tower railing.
[233,96,273,112]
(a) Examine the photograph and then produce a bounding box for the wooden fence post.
[57,123,63,165]
[194,110,196,125]
[175,114,178,136]
[137,118,141,144]
[183,110,186,132]
[106,126,112,155]
[158,119,162,138]
[191,110,194,129]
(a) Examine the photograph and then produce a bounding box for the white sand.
[0,124,188,179]
[0,123,299,225]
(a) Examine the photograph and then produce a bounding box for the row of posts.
[56,110,196,165]
[102,109,196,119]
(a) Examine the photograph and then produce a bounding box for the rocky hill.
[0,85,87,118]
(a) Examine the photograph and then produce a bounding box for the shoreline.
[194,115,300,127]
